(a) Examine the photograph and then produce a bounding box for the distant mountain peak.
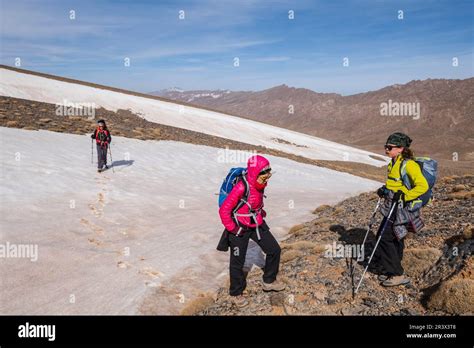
[165,87,184,93]
[271,84,290,89]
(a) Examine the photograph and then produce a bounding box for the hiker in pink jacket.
[219,155,285,308]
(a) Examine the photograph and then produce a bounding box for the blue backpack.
[218,167,249,208]
[400,157,438,208]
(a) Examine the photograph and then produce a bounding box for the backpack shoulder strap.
[241,173,250,201]
[232,173,249,213]
[399,158,406,176]
[400,158,416,189]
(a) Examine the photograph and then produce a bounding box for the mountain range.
[152,78,474,163]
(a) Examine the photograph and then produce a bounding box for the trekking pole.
[349,197,381,298]
[346,256,355,298]
[360,197,382,247]
[354,192,401,295]
[108,144,115,173]
[91,139,94,165]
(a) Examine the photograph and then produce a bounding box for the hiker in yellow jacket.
[374,132,428,287]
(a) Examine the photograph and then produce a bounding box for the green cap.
[386,132,412,147]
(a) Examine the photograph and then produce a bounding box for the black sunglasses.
[384,145,400,151]
[259,168,272,175]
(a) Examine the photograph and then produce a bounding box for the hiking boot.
[382,275,410,287]
[378,274,389,281]
[231,295,248,308]
[262,279,286,292]
[97,169,102,173]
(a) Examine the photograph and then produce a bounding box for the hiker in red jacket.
[91,119,112,172]
[219,155,285,308]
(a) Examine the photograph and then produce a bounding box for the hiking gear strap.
[232,175,263,240]
[233,208,262,240]
[399,159,411,189]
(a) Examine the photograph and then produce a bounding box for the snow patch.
[0,127,380,314]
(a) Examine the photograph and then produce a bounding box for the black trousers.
[96,144,108,169]
[228,222,281,296]
[375,217,405,276]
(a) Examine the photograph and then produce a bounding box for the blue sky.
[1,0,473,95]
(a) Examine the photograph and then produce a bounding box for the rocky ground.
[194,175,473,316]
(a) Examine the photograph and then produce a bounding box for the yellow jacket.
[386,155,429,202]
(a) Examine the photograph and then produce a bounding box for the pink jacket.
[219,155,270,233]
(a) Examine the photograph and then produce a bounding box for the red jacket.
[92,127,112,145]
[219,155,269,233]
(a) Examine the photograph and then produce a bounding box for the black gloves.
[377,186,404,201]
[393,190,404,202]
[377,185,389,198]
[90,133,95,139]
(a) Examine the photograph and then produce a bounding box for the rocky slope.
[193,175,473,316]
